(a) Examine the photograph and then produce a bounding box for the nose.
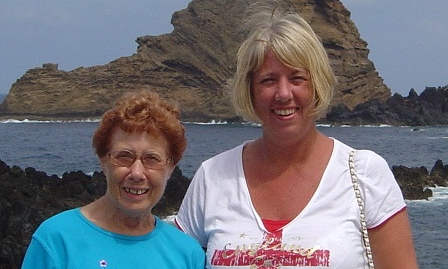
[129,159,146,181]
[275,78,293,102]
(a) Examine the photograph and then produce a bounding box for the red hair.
[92,90,186,165]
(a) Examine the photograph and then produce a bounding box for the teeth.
[123,187,148,195]
[274,109,296,116]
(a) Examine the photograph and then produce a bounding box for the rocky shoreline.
[319,86,448,126]
[1,85,447,126]
[1,158,447,268]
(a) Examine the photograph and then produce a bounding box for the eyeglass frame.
[108,149,173,170]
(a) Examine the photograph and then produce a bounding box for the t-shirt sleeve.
[21,235,56,269]
[175,164,208,247]
[354,150,406,229]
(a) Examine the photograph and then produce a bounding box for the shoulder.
[202,142,247,165]
[332,138,389,170]
[30,208,84,248]
[196,142,247,178]
[156,218,200,242]
[36,208,81,232]
[155,218,203,248]
[352,149,390,176]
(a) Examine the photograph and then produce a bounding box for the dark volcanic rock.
[0,159,190,269]
[321,86,448,126]
[388,87,448,126]
[428,159,448,187]
[392,165,433,200]
[391,160,447,200]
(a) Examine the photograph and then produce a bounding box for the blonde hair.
[231,1,336,123]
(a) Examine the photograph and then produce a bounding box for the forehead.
[110,128,169,153]
[255,50,308,75]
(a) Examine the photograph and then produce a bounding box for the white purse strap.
[349,150,375,269]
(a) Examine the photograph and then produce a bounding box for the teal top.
[22,208,205,269]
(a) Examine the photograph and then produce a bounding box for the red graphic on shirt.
[211,230,330,268]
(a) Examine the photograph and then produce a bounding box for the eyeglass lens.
[109,150,169,169]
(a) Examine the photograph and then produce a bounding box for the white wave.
[187,120,229,125]
[182,120,261,127]
[0,118,100,124]
[406,187,448,205]
[429,187,448,201]
[360,124,392,128]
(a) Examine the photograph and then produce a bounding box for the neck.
[82,196,156,236]
[260,127,323,165]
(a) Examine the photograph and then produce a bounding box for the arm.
[21,238,56,269]
[368,209,419,269]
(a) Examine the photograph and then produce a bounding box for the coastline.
[2,116,448,128]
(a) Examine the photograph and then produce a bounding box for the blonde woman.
[176,1,418,268]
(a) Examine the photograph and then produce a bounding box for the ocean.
[1,121,447,268]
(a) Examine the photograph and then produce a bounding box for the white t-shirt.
[176,139,406,268]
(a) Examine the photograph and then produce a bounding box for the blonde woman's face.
[251,50,316,138]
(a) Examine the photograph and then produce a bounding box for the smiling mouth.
[123,187,149,195]
[273,108,297,116]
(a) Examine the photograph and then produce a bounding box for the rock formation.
[392,166,434,200]
[0,0,390,122]
[322,86,448,126]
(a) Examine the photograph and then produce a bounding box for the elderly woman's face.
[100,128,174,217]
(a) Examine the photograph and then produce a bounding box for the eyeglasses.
[108,150,172,170]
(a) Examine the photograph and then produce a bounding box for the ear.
[165,165,175,180]
[99,156,109,174]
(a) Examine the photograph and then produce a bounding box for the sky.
[1,0,447,97]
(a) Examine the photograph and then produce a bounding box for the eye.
[291,70,309,84]
[110,150,136,166]
[289,76,303,84]
[116,151,133,158]
[258,77,277,86]
[142,153,164,165]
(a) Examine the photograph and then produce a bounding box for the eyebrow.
[257,68,309,77]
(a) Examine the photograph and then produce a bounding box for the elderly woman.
[176,1,419,268]
[22,90,205,268]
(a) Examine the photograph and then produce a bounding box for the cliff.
[0,0,390,121]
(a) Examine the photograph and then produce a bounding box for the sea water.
[0,121,447,268]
